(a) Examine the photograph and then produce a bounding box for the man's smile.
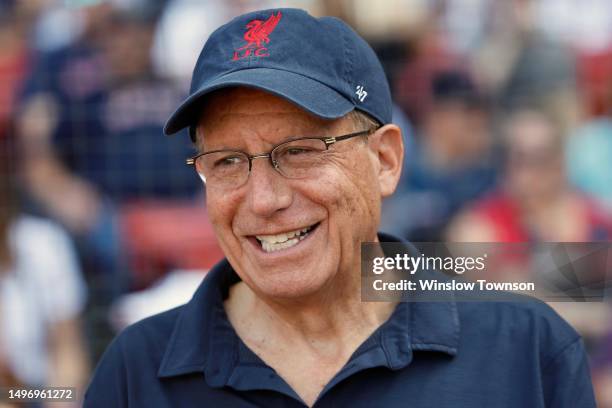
[247,222,321,254]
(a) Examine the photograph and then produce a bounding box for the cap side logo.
[355,85,368,102]
[232,11,282,61]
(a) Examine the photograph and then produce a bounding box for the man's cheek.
[206,203,224,229]
[207,200,237,243]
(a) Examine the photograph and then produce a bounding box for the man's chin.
[243,269,335,301]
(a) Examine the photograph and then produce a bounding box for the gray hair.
[347,110,381,131]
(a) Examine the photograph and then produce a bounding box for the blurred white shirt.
[0,216,86,386]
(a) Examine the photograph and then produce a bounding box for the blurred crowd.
[1,0,612,406]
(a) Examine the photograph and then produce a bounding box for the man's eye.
[286,147,313,155]
[279,145,321,157]
[214,155,244,167]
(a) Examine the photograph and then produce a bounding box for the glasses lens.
[272,138,328,179]
[195,151,249,188]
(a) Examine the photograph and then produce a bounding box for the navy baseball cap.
[163,8,392,138]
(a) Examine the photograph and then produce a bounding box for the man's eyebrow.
[200,132,335,153]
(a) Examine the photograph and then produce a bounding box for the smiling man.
[84,8,595,408]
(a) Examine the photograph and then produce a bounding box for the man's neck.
[226,261,398,359]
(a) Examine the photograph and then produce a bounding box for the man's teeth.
[256,226,313,253]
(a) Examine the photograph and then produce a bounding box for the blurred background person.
[15,0,207,357]
[381,70,497,240]
[1,3,90,402]
[447,108,612,243]
[0,131,88,404]
[17,0,197,275]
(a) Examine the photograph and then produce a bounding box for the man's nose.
[245,157,293,217]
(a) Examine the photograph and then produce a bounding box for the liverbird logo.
[232,11,282,61]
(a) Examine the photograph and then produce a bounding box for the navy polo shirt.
[85,233,595,407]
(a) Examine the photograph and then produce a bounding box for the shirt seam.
[380,329,393,366]
[411,342,457,355]
[350,343,381,361]
[159,364,206,376]
[411,342,457,349]
[157,311,187,376]
[541,336,581,372]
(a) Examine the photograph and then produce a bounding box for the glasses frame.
[186,127,379,186]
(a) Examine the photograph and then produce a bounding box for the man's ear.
[369,124,404,198]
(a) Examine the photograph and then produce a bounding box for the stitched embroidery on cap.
[232,11,282,61]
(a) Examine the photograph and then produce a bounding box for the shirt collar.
[157,257,237,381]
[158,232,460,380]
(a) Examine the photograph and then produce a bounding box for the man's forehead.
[197,87,337,132]
[202,88,319,117]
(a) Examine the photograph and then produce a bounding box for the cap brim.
[163,68,354,135]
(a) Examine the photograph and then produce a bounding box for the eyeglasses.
[186,128,378,190]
